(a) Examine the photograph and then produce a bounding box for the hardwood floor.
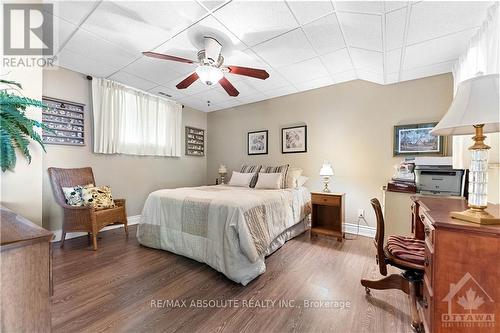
[51,225,414,333]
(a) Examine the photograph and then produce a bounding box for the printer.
[412,157,465,196]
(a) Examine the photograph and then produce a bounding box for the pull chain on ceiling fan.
[143,37,270,97]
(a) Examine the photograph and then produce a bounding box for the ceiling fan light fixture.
[196,65,223,85]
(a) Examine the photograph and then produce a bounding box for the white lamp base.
[322,176,331,192]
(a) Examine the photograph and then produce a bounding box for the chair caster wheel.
[365,287,371,294]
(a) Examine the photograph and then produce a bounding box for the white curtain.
[452,3,499,168]
[92,78,182,157]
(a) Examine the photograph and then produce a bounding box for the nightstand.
[310,192,345,241]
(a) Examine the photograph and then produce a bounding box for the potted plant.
[0,79,50,172]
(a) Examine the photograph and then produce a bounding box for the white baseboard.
[344,222,376,238]
[51,215,141,242]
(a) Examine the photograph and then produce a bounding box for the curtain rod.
[86,75,184,108]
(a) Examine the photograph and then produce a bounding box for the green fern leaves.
[0,88,49,172]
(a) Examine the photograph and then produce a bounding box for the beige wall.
[207,74,454,227]
[42,67,207,231]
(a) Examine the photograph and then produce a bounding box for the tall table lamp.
[431,73,500,224]
[319,163,334,192]
[218,164,227,184]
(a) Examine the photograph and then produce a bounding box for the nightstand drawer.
[311,194,340,206]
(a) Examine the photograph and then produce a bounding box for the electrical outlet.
[357,209,365,218]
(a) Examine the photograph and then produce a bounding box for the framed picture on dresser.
[247,130,268,155]
[282,125,307,154]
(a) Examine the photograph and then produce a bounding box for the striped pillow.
[261,164,289,189]
[240,165,262,188]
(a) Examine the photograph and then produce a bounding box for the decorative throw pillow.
[254,173,282,189]
[297,176,309,187]
[62,184,94,206]
[240,165,262,188]
[228,171,254,187]
[261,164,289,189]
[286,167,303,188]
[82,186,115,210]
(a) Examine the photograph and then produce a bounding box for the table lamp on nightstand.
[218,164,227,184]
[319,162,334,192]
[431,73,500,224]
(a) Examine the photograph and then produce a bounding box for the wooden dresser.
[1,207,53,332]
[310,192,345,241]
[411,196,500,333]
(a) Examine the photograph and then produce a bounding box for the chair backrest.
[47,167,95,207]
[370,198,388,276]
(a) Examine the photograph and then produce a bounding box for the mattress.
[137,185,311,285]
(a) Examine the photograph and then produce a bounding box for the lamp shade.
[431,74,499,136]
[319,163,334,176]
[218,164,227,173]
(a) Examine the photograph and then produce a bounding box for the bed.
[137,185,311,285]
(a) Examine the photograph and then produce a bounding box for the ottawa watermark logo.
[2,3,57,68]
[441,272,495,329]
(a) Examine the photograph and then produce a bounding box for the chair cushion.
[387,235,425,265]
[62,184,94,206]
[82,186,115,210]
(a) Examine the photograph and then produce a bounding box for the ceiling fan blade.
[143,51,195,64]
[204,37,222,63]
[219,77,239,97]
[226,66,269,80]
[176,73,199,89]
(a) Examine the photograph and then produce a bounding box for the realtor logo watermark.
[2,3,57,68]
[441,272,495,329]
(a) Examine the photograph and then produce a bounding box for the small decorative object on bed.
[319,162,334,192]
[247,130,268,155]
[393,122,445,156]
[282,125,307,154]
[218,164,227,184]
[185,126,205,156]
[42,96,85,146]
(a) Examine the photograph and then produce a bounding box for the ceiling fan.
[143,37,269,97]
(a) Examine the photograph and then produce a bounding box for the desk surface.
[411,195,500,235]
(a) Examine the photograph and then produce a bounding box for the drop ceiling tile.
[123,57,193,86]
[334,1,384,14]
[57,49,118,78]
[264,85,299,99]
[229,79,263,97]
[63,29,139,69]
[51,15,79,51]
[180,97,220,112]
[294,75,334,92]
[154,15,245,61]
[350,48,383,73]
[400,60,455,82]
[332,69,357,84]
[108,71,158,91]
[407,1,491,44]
[81,1,207,54]
[385,1,407,12]
[227,68,291,93]
[43,0,99,25]
[278,57,328,84]
[403,28,478,70]
[237,93,268,105]
[357,70,384,84]
[286,0,335,25]
[337,12,383,51]
[252,28,317,68]
[213,0,298,46]
[198,0,229,11]
[215,98,244,109]
[386,48,402,73]
[148,85,188,101]
[302,14,345,56]
[321,48,353,74]
[188,85,229,104]
[386,7,407,50]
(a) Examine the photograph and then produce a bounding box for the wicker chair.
[48,167,128,250]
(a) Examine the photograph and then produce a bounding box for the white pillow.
[286,167,303,188]
[297,176,308,187]
[255,173,282,189]
[228,171,254,187]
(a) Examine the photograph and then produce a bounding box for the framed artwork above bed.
[282,125,307,154]
[393,122,445,156]
[248,130,268,155]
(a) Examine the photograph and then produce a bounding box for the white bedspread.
[137,185,311,285]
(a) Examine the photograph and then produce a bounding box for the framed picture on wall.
[248,130,268,155]
[393,122,445,156]
[282,125,307,154]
